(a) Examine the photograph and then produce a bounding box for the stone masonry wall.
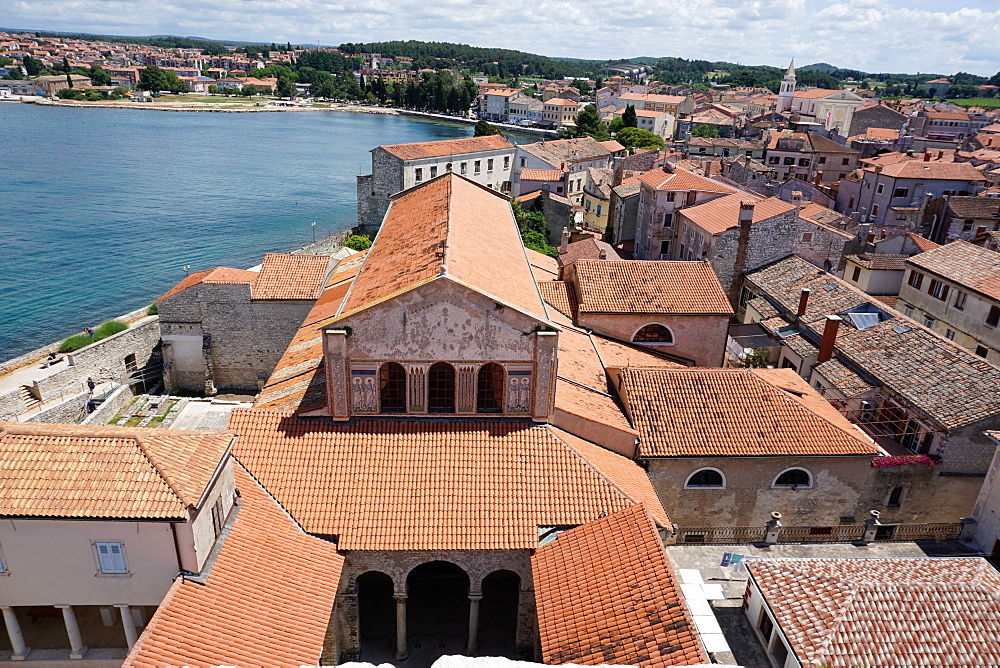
[25,392,89,424]
[357,148,404,229]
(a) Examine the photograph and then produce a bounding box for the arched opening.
[406,561,469,662]
[357,571,396,661]
[773,467,812,488]
[477,570,520,658]
[476,363,504,413]
[685,468,725,488]
[427,363,456,413]
[379,362,407,413]
[633,324,673,343]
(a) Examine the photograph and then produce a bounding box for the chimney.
[739,200,755,225]
[796,288,811,317]
[906,149,914,157]
[937,150,944,159]
[817,315,843,363]
[790,191,803,204]
[560,226,571,247]
[598,248,608,259]
[727,202,757,307]
[814,170,823,185]
[923,152,931,162]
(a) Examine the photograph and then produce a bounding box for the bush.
[147,303,159,315]
[93,320,128,339]
[344,234,373,251]
[59,334,94,352]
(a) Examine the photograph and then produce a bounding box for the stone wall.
[25,392,88,424]
[574,311,730,367]
[81,383,137,425]
[357,148,404,229]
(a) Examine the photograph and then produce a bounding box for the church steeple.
[778,58,796,113]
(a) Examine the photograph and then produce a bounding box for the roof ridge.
[548,428,642,511]
[131,435,191,509]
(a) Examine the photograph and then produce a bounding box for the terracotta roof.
[814,359,876,397]
[798,201,850,229]
[846,253,910,271]
[525,248,559,281]
[558,237,620,266]
[878,161,987,181]
[747,557,1000,668]
[572,260,733,315]
[538,280,578,318]
[793,88,842,99]
[637,167,736,194]
[873,294,898,308]
[679,193,796,235]
[229,409,668,550]
[377,135,514,161]
[520,168,564,181]
[618,367,881,458]
[157,267,256,302]
[533,505,707,667]
[251,253,330,300]
[338,174,549,322]
[945,195,1000,220]
[618,92,687,105]
[907,240,1000,301]
[908,232,940,252]
[612,174,643,198]
[0,422,232,520]
[125,466,344,668]
[598,139,625,153]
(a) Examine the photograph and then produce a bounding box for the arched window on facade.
[477,363,504,413]
[379,362,407,413]
[772,467,812,488]
[684,468,725,488]
[633,324,673,343]
[428,362,456,413]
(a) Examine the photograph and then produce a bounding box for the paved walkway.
[168,398,251,431]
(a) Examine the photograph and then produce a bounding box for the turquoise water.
[0,104,529,359]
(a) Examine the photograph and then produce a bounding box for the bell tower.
[778,59,795,113]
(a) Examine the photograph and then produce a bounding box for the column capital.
[393,592,408,602]
[469,592,484,601]
[113,604,131,609]
[54,604,72,609]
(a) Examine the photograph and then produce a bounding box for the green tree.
[691,124,720,138]
[608,116,625,134]
[622,104,637,128]
[344,234,373,251]
[0,56,11,67]
[62,55,71,73]
[574,104,609,140]
[990,71,1000,87]
[65,70,73,89]
[474,119,500,136]
[276,77,296,98]
[208,84,219,95]
[88,64,111,86]
[511,199,557,257]
[615,127,665,150]
[240,83,258,97]
[22,56,43,76]
[56,88,84,100]
[111,85,129,99]
[138,65,168,92]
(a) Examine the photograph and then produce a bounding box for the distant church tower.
[778,59,795,114]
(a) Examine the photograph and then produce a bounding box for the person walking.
[86,377,96,393]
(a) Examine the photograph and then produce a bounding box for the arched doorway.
[357,571,396,662]
[477,570,520,657]
[406,561,469,662]
[427,363,456,413]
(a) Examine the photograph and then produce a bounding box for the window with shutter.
[95,541,127,574]
[988,306,1000,328]
[212,497,225,538]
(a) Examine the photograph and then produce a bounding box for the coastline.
[15,97,400,114]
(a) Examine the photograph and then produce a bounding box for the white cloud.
[5,0,999,74]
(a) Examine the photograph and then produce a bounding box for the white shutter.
[109,543,127,573]
[96,541,127,573]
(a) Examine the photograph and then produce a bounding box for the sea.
[0,103,534,360]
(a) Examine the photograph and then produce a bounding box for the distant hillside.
[799,62,838,73]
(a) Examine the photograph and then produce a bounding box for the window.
[773,468,812,488]
[842,158,850,165]
[903,305,914,317]
[839,173,847,180]
[893,187,909,199]
[876,184,884,195]
[503,156,509,170]
[946,328,956,341]
[379,362,407,413]
[928,279,949,301]
[798,158,809,167]
[768,156,779,165]
[976,345,989,358]
[429,166,438,179]
[663,212,673,227]
[871,204,879,217]
[487,158,494,172]
[460,162,468,175]
[783,157,795,165]
[923,315,935,329]
[685,468,725,488]
[633,324,673,343]
[988,305,1000,328]
[474,160,481,174]
[476,363,504,413]
[801,232,813,243]
[211,496,225,538]
[519,157,526,168]
[665,192,676,202]
[758,609,774,640]
[415,168,423,182]
[852,266,862,282]
[818,156,827,164]
[427,362,456,413]
[596,204,602,216]
[94,541,127,574]
[907,271,923,289]
[659,240,670,257]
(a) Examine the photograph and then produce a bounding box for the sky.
[5,0,1000,76]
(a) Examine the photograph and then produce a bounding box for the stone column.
[394,594,407,660]
[55,605,87,659]
[115,605,138,649]
[466,591,483,655]
[1,606,30,660]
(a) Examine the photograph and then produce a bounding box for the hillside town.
[4,28,1000,668]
